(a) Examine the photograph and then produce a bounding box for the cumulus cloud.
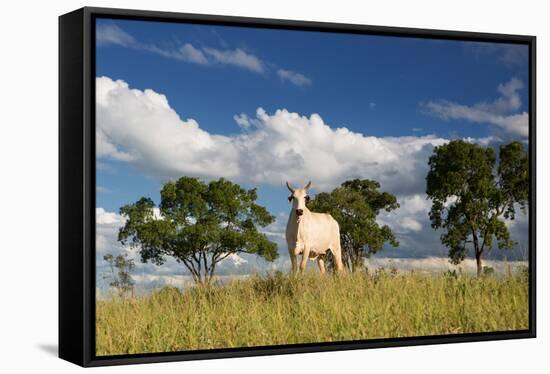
[423,78,528,137]
[92,208,123,253]
[239,108,449,192]
[277,69,312,86]
[96,126,135,161]
[262,212,288,241]
[462,135,503,147]
[380,194,430,234]
[97,76,448,193]
[96,76,240,179]
[364,256,527,275]
[97,207,125,225]
[233,113,250,129]
[377,194,440,258]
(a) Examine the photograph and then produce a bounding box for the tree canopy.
[309,179,399,272]
[118,177,278,284]
[426,140,528,276]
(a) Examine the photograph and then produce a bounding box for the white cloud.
[462,135,502,147]
[96,208,127,259]
[498,45,529,67]
[277,69,312,86]
[96,127,135,161]
[96,24,135,47]
[225,253,248,266]
[365,256,527,275]
[97,186,111,193]
[145,43,209,65]
[96,24,265,73]
[424,78,528,137]
[464,42,528,68]
[239,108,449,192]
[96,24,314,84]
[178,43,208,64]
[97,76,450,193]
[203,47,265,73]
[399,217,422,232]
[97,161,116,173]
[233,113,252,129]
[379,194,431,234]
[262,212,288,240]
[96,207,125,225]
[96,76,240,179]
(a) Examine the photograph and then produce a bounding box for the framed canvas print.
[59,7,536,367]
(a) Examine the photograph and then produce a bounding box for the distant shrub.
[517,265,529,282]
[482,266,495,277]
[444,269,459,279]
[151,286,182,302]
[372,266,398,284]
[250,271,297,299]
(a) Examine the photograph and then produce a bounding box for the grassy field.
[96,269,529,356]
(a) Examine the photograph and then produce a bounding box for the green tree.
[118,177,278,285]
[309,179,399,272]
[103,253,135,298]
[426,140,528,276]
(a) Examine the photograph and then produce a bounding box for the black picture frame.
[59,6,536,367]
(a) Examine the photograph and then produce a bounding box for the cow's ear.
[305,195,310,203]
[288,196,293,202]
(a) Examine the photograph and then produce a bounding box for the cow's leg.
[287,240,298,273]
[318,255,326,275]
[331,244,345,273]
[291,254,298,273]
[299,246,309,272]
[289,250,297,273]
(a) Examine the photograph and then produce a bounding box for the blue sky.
[95,17,529,285]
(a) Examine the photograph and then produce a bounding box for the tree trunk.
[341,246,352,272]
[352,257,363,272]
[349,247,363,272]
[471,230,483,277]
[476,251,483,277]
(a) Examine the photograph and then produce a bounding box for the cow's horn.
[304,181,312,190]
[286,182,295,193]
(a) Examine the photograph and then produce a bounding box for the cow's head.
[286,181,311,217]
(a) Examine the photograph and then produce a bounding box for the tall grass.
[96,269,529,356]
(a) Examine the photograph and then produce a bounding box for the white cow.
[285,181,344,274]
